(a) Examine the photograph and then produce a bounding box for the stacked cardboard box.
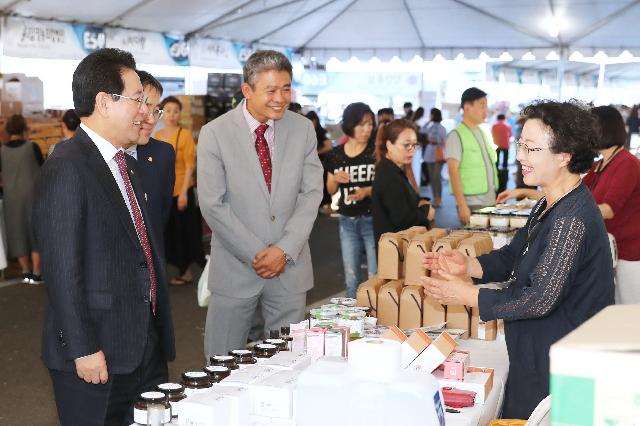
[177,95,206,140]
[27,119,63,155]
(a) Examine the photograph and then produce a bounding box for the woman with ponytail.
[371,119,435,244]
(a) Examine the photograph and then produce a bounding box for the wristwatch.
[283,252,294,265]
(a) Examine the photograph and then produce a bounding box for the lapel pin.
[147,156,153,162]
[130,169,134,175]
[144,193,148,201]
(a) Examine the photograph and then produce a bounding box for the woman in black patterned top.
[422,101,614,419]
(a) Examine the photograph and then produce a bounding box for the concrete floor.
[0,164,514,425]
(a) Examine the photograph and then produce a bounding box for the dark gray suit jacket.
[32,127,175,374]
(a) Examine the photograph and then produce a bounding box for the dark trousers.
[165,187,206,275]
[496,147,509,170]
[49,317,168,426]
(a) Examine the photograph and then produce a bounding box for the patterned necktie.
[115,151,157,315]
[255,123,272,192]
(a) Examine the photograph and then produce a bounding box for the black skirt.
[164,187,206,274]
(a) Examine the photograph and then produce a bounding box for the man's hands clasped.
[253,246,287,279]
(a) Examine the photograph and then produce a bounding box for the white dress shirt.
[81,123,140,225]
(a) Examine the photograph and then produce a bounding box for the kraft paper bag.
[377,280,404,327]
[404,235,435,286]
[446,304,472,339]
[355,275,387,317]
[377,233,409,280]
[425,228,448,239]
[399,285,425,330]
[423,294,446,327]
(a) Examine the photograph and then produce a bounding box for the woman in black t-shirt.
[326,103,377,298]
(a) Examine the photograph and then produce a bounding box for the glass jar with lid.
[133,391,171,425]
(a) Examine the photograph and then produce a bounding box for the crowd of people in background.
[0,45,636,424]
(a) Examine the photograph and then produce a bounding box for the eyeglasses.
[397,143,418,151]
[147,107,164,120]
[516,140,548,156]
[110,93,149,109]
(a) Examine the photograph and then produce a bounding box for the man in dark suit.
[32,48,175,426]
[126,70,176,254]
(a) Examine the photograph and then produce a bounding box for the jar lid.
[212,355,234,361]
[265,339,285,344]
[140,391,166,402]
[157,383,184,392]
[205,366,230,373]
[280,326,290,335]
[256,343,277,350]
[183,371,208,379]
[231,349,253,356]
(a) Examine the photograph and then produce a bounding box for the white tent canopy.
[2,0,640,62]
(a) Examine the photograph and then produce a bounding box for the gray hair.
[243,50,292,88]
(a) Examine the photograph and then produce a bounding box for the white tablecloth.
[444,339,510,426]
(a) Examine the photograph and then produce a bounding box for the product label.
[133,407,170,424]
[478,322,486,340]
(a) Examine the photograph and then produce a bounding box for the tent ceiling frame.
[1,0,26,15]
[566,0,640,45]
[191,0,305,37]
[105,0,157,26]
[449,0,556,47]
[403,0,425,49]
[250,0,341,45]
[298,0,358,49]
[186,0,259,38]
[547,0,564,45]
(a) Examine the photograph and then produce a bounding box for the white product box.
[259,351,312,371]
[177,385,249,426]
[432,366,494,403]
[219,365,278,387]
[251,369,302,418]
[407,332,456,373]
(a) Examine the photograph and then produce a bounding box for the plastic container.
[204,365,231,383]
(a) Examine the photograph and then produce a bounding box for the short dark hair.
[5,114,27,135]
[521,100,597,174]
[590,105,626,149]
[305,110,319,122]
[289,102,302,113]
[72,48,137,117]
[461,87,487,108]
[497,113,506,120]
[430,108,442,122]
[61,109,80,131]
[403,102,412,109]
[341,102,374,137]
[159,95,182,111]
[243,50,292,88]
[377,107,394,117]
[137,70,163,96]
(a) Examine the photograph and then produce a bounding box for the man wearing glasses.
[125,70,176,257]
[32,48,175,425]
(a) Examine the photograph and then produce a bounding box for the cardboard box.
[251,369,301,419]
[457,239,488,257]
[378,233,408,279]
[381,324,408,344]
[446,305,472,339]
[443,350,470,381]
[423,294,446,327]
[376,280,403,326]
[1,101,23,117]
[403,234,435,286]
[401,328,432,368]
[399,285,424,330]
[470,308,497,340]
[550,305,640,425]
[407,332,457,373]
[355,275,387,317]
[433,366,494,404]
[304,328,326,361]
